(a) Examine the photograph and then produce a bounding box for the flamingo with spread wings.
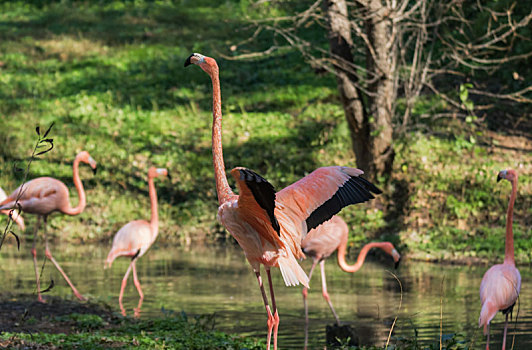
[479,169,521,350]
[185,53,382,350]
[0,151,96,302]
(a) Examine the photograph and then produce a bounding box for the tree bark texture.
[322,0,395,180]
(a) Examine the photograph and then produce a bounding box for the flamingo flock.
[0,53,523,349]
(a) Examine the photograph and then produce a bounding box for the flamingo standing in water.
[0,187,25,230]
[185,53,382,350]
[0,151,97,302]
[301,215,400,324]
[479,169,521,350]
[301,215,400,349]
[105,167,169,317]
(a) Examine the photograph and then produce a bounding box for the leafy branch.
[0,122,55,251]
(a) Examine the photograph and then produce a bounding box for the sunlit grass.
[0,0,530,264]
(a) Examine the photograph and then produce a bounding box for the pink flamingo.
[479,169,521,350]
[301,215,400,324]
[0,187,25,230]
[185,53,382,350]
[105,167,169,317]
[0,151,97,302]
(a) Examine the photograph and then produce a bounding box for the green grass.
[0,311,473,350]
[1,312,263,349]
[0,0,530,265]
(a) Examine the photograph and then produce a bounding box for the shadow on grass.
[0,116,333,208]
[0,1,334,115]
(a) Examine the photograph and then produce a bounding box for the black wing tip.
[304,175,382,233]
[238,168,280,235]
[132,249,141,260]
[356,176,382,195]
[239,168,268,183]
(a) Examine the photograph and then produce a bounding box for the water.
[1,242,531,349]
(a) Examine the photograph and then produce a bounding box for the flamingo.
[105,167,169,317]
[0,151,97,302]
[0,186,25,230]
[185,53,382,350]
[479,169,521,350]
[301,215,400,324]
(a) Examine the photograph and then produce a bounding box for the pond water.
[1,241,531,349]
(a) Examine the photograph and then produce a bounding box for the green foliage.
[54,313,106,330]
[0,0,530,264]
[0,312,263,349]
[0,0,337,244]
[396,133,531,262]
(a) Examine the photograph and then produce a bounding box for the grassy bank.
[0,293,474,350]
[0,0,530,263]
[0,295,263,349]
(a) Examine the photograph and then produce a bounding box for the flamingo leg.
[320,260,341,325]
[132,260,144,318]
[254,270,276,350]
[31,216,45,303]
[119,262,133,316]
[43,216,86,301]
[486,323,490,350]
[502,313,509,350]
[266,268,280,350]
[303,258,320,350]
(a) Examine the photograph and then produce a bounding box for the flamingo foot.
[120,305,127,317]
[265,308,275,350]
[74,292,87,302]
[37,295,47,304]
[272,310,279,350]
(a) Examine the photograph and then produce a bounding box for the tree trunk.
[322,0,395,180]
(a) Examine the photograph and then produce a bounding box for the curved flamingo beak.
[497,170,506,182]
[156,168,169,179]
[184,53,206,67]
[184,54,193,67]
[88,156,98,175]
[394,257,401,269]
[391,249,401,269]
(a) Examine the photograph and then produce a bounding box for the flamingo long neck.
[209,67,234,204]
[148,175,159,239]
[63,157,86,215]
[504,177,517,265]
[337,240,389,273]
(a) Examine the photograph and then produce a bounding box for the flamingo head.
[497,169,517,183]
[76,151,98,174]
[391,248,402,269]
[381,242,401,268]
[148,167,169,179]
[184,53,218,76]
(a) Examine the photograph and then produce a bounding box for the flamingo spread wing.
[277,166,382,232]
[235,168,280,235]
